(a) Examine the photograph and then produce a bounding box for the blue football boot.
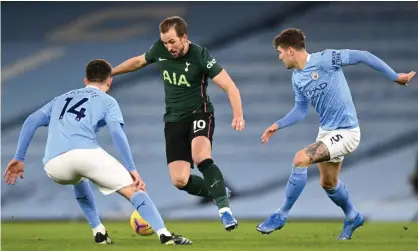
[256,212,286,234]
[338,213,365,240]
[220,211,238,231]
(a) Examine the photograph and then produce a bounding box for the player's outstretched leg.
[257,141,331,234]
[196,158,237,231]
[192,138,237,231]
[319,162,363,240]
[256,166,307,234]
[73,179,112,244]
[118,186,192,245]
[328,180,364,240]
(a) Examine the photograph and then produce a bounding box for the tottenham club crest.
[185,61,190,72]
[311,71,319,80]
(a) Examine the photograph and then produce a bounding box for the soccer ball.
[129,210,154,236]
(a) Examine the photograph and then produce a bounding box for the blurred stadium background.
[2,1,418,223]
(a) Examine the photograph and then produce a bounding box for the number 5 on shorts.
[330,134,343,145]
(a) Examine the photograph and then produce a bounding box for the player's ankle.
[276,208,289,218]
[214,195,230,209]
[156,228,171,238]
[346,209,358,221]
[218,207,232,217]
[92,223,106,236]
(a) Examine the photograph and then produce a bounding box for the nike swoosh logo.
[193,128,204,133]
[159,57,167,61]
[210,180,220,188]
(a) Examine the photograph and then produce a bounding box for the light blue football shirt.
[39,86,124,164]
[292,49,359,130]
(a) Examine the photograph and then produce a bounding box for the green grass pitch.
[2,220,417,251]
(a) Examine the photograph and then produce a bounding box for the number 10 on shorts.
[193,120,206,133]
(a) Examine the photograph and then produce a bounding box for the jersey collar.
[85,85,100,90]
[299,54,311,71]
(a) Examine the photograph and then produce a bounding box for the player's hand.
[395,71,416,86]
[232,116,245,131]
[261,123,279,144]
[130,170,146,192]
[4,159,24,185]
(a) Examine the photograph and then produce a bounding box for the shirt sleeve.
[320,49,351,71]
[292,76,308,103]
[107,121,136,172]
[320,49,398,81]
[39,98,55,119]
[199,47,223,79]
[144,41,160,64]
[14,110,50,161]
[104,97,124,126]
[345,50,398,81]
[274,76,309,129]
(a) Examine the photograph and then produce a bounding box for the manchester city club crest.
[311,71,319,80]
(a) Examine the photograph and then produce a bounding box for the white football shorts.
[44,148,133,195]
[316,127,361,163]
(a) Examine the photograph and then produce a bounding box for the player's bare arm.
[212,69,245,131]
[111,54,148,76]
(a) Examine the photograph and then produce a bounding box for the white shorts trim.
[316,127,361,163]
[44,148,133,195]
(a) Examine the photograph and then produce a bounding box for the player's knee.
[293,150,310,167]
[170,174,189,189]
[191,136,211,164]
[168,161,191,189]
[192,145,211,164]
[320,176,338,190]
[192,153,211,165]
[117,185,136,200]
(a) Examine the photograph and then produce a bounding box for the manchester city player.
[4,59,192,245]
[256,28,415,240]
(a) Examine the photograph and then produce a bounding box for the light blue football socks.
[73,180,101,228]
[277,166,308,217]
[325,179,358,220]
[130,191,168,235]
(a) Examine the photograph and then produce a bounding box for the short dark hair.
[159,16,188,37]
[273,28,306,50]
[85,59,112,83]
